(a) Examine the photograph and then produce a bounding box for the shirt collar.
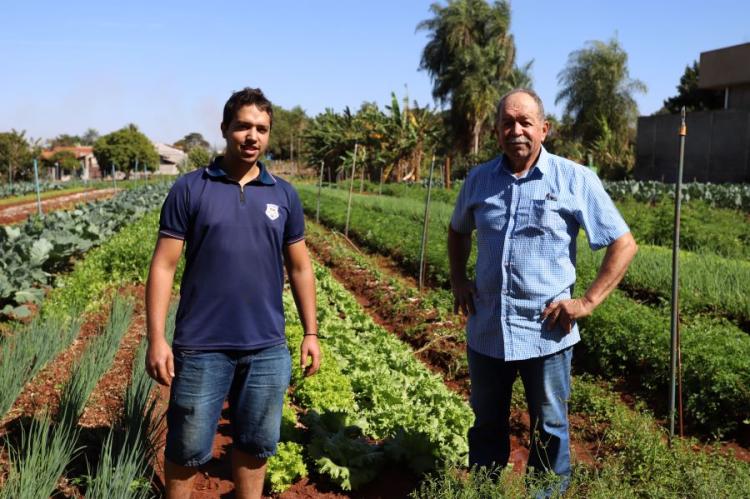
[206,156,276,185]
[498,145,550,179]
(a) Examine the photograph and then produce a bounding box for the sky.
[2,0,749,149]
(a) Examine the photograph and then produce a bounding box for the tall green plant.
[0,314,82,417]
[84,429,152,499]
[92,124,159,177]
[58,295,134,426]
[0,413,80,499]
[555,37,645,148]
[418,0,522,154]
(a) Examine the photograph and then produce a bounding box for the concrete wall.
[635,110,750,183]
[729,84,750,111]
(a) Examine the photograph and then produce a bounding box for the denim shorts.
[164,343,291,467]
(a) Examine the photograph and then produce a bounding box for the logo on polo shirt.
[265,203,279,220]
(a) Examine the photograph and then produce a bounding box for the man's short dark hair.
[222,87,274,128]
[496,88,546,126]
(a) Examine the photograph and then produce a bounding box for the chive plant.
[0,313,82,417]
[85,302,176,497]
[0,412,80,499]
[58,294,134,426]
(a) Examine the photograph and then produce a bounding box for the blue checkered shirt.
[450,147,629,361]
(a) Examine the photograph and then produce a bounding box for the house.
[635,42,750,183]
[155,142,186,175]
[699,42,750,110]
[40,146,101,180]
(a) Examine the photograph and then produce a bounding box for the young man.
[146,87,321,499]
[448,88,637,494]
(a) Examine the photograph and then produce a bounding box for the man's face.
[221,104,271,167]
[496,93,549,170]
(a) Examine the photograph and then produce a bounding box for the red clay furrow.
[0,188,117,225]
[78,285,146,428]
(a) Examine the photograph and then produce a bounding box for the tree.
[555,37,646,146]
[187,146,211,171]
[173,132,210,153]
[46,150,80,170]
[661,61,723,113]
[93,124,159,178]
[418,0,524,155]
[543,115,585,164]
[49,134,82,148]
[303,92,441,184]
[44,150,81,179]
[0,129,37,182]
[81,128,99,146]
[267,105,310,160]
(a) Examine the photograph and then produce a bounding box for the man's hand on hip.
[451,276,477,316]
[541,297,595,333]
[146,338,174,386]
[300,335,321,376]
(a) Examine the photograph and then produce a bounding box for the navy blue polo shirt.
[158,157,305,350]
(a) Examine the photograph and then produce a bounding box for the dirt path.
[0,188,117,225]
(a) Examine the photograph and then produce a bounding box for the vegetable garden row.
[0,182,171,318]
[295,182,750,438]
[374,178,750,212]
[302,219,750,497]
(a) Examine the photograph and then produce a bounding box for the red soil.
[0,188,117,225]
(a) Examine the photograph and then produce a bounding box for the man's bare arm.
[283,240,321,376]
[145,235,184,386]
[448,226,476,316]
[543,232,638,331]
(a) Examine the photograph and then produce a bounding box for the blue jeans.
[165,343,291,467]
[467,346,572,489]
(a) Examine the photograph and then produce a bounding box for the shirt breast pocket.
[516,199,564,236]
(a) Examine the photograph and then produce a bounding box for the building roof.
[699,42,750,89]
[41,145,93,160]
[155,142,187,165]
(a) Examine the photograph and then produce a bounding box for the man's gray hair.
[495,88,546,126]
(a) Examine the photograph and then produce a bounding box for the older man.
[448,88,637,490]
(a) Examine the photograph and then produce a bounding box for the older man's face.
[497,92,549,172]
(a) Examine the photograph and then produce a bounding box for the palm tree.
[418,0,521,155]
[555,37,646,146]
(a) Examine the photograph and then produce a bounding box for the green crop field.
[0,176,748,498]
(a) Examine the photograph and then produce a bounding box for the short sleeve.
[575,170,630,250]
[450,176,476,234]
[284,186,305,245]
[159,177,190,240]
